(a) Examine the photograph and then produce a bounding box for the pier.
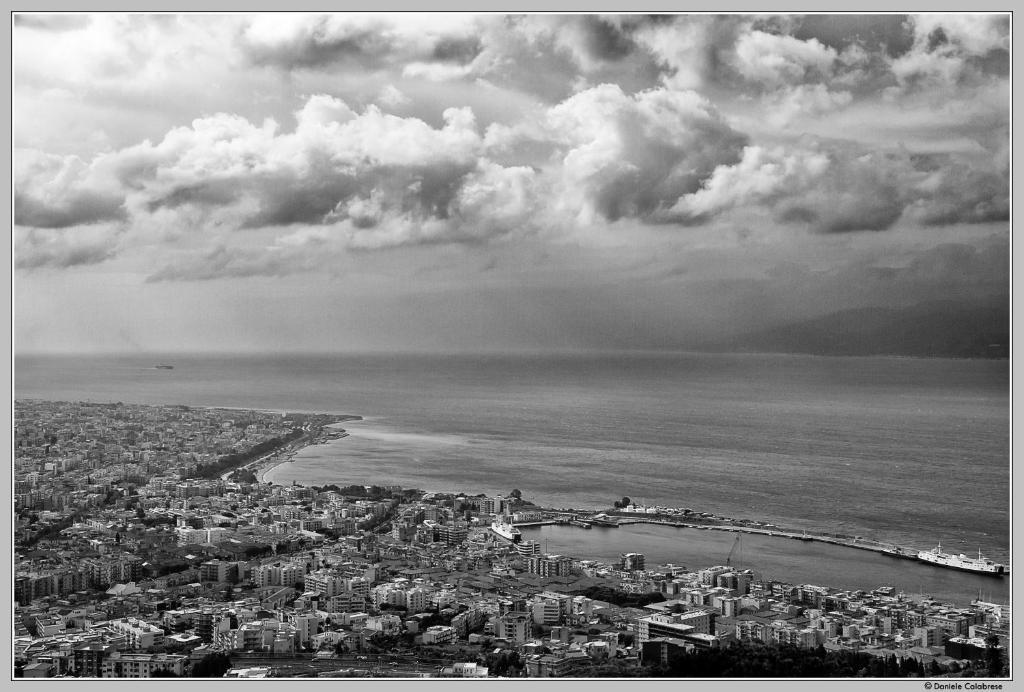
[512,507,1007,579]
[602,517,923,560]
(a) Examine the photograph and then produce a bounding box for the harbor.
[516,522,1010,607]
[509,509,1008,578]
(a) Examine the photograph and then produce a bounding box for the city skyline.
[14,13,1009,354]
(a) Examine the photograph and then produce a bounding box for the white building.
[422,625,456,645]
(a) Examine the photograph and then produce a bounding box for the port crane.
[725,533,772,591]
[726,533,742,566]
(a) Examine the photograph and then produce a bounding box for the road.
[227,652,454,678]
[219,426,312,481]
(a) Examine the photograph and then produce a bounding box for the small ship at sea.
[154,364,174,370]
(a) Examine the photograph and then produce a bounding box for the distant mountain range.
[705,300,1009,359]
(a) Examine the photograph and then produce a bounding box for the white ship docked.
[916,543,1006,576]
[490,518,522,544]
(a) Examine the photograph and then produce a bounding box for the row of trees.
[315,484,400,499]
[574,585,665,609]
[193,428,305,480]
[645,641,941,678]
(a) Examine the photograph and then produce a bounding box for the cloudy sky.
[14,13,1009,353]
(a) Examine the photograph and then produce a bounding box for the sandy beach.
[256,453,294,483]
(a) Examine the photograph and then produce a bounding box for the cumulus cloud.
[665,145,831,222]
[16,91,547,276]
[630,15,746,90]
[16,83,751,271]
[401,61,475,82]
[904,156,1009,226]
[455,16,664,102]
[238,13,483,72]
[303,160,539,251]
[15,149,126,227]
[730,30,838,88]
[105,97,487,235]
[13,14,1009,285]
[15,225,122,269]
[377,84,410,108]
[490,84,747,224]
[555,86,747,222]
[761,84,853,128]
[668,140,1008,233]
[890,14,1009,90]
[531,15,640,72]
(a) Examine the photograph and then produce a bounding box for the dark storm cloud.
[240,178,353,228]
[777,150,910,234]
[236,160,478,230]
[491,85,749,224]
[431,36,482,63]
[15,148,127,228]
[576,15,637,62]
[467,16,664,102]
[13,14,1010,291]
[667,139,1007,234]
[239,20,393,70]
[15,189,126,228]
[146,181,243,213]
[238,15,484,74]
[793,15,914,56]
[907,159,1009,227]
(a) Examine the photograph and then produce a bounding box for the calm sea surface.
[15,352,1009,604]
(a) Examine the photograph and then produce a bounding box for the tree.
[191,652,231,678]
[509,489,522,500]
[136,506,146,519]
[985,633,1005,677]
[621,496,631,508]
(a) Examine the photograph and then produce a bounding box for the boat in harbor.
[490,517,522,544]
[916,543,1005,576]
[881,545,918,560]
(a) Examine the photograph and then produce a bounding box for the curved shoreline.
[247,416,1008,572]
[257,426,354,484]
[257,456,293,484]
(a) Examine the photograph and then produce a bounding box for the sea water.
[16,352,1009,603]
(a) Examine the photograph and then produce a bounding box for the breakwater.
[517,522,1010,607]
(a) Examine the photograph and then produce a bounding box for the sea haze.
[16,352,1008,569]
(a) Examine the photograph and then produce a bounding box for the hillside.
[709,301,1009,358]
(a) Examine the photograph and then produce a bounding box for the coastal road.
[218,449,286,481]
[219,426,313,481]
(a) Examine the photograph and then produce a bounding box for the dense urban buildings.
[13,401,1009,678]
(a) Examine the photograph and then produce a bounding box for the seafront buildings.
[13,401,1009,678]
